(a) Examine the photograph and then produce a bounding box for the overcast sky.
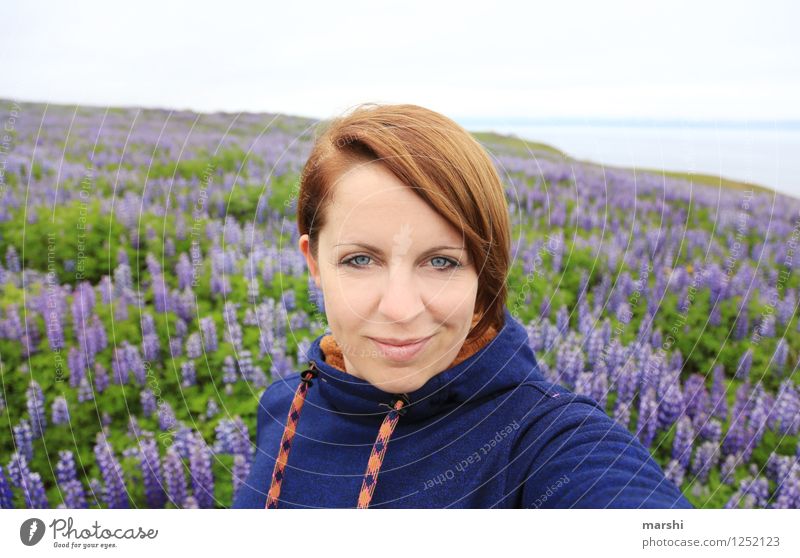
[2,0,798,123]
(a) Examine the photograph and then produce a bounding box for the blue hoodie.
[233,307,693,508]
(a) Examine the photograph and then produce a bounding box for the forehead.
[323,162,462,243]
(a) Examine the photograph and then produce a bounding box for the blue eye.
[340,255,461,271]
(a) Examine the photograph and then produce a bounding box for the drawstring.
[357,395,407,508]
[265,360,408,509]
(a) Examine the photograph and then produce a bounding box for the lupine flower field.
[0,98,799,509]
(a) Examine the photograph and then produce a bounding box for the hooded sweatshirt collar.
[307,307,544,422]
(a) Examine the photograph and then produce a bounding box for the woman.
[233,104,693,509]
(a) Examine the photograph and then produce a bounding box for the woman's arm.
[506,394,694,509]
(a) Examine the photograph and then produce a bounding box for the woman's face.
[298,160,480,394]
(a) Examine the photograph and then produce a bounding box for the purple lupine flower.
[169,337,182,358]
[93,432,129,508]
[772,338,789,376]
[51,396,70,425]
[182,495,199,509]
[77,377,94,403]
[671,416,694,470]
[756,314,775,338]
[733,307,749,340]
[98,276,113,304]
[720,453,741,485]
[613,400,631,430]
[5,245,20,273]
[735,348,753,381]
[90,314,108,356]
[162,446,187,508]
[185,332,202,359]
[281,290,296,312]
[20,472,48,509]
[663,458,685,489]
[126,343,147,385]
[171,424,195,459]
[26,380,46,439]
[181,360,196,388]
[158,402,177,432]
[231,417,253,462]
[296,339,312,367]
[68,346,87,388]
[142,333,160,362]
[226,322,243,351]
[175,317,188,339]
[615,301,631,325]
[709,364,728,420]
[222,355,237,384]
[13,420,34,462]
[176,253,193,290]
[614,360,638,407]
[94,362,109,393]
[771,463,800,509]
[86,477,103,508]
[232,454,250,501]
[111,346,130,385]
[140,388,157,418]
[0,465,14,508]
[214,416,253,462]
[775,380,800,436]
[636,386,659,449]
[778,289,796,326]
[740,476,770,508]
[205,399,219,420]
[247,278,259,302]
[682,374,710,424]
[141,309,157,340]
[722,416,748,458]
[237,349,254,381]
[258,326,276,358]
[213,419,237,454]
[765,452,793,485]
[724,489,754,509]
[59,479,87,509]
[589,361,609,411]
[127,416,142,440]
[47,316,65,352]
[573,371,594,401]
[56,450,78,485]
[200,317,218,352]
[6,452,31,488]
[555,304,569,336]
[657,371,683,430]
[690,441,718,483]
[269,348,294,382]
[188,433,215,508]
[699,418,723,443]
[139,436,167,508]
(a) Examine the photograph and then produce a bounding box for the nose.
[377,265,426,324]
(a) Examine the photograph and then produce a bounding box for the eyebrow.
[334,242,465,254]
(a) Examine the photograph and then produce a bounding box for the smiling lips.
[369,335,432,362]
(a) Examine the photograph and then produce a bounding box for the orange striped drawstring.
[265,361,408,509]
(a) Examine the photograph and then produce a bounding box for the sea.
[460,120,800,200]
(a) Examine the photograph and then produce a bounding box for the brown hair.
[297,103,510,343]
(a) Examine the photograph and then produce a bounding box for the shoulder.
[505,382,692,508]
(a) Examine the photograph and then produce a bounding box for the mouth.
[368,335,433,362]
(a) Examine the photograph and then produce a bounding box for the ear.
[298,234,322,288]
